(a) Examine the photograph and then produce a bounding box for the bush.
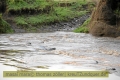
[0,14,14,33]
[74,18,91,33]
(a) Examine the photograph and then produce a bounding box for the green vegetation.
[7,0,50,13]
[0,0,95,33]
[114,7,120,17]
[0,14,14,33]
[6,0,94,29]
[15,16,28,26]
[14,10,87,25]
[74,18,91,33]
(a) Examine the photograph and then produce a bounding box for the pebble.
[39,46,56,51]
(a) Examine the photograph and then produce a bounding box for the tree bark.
[0,0,6,13]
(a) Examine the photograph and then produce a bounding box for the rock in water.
[26,42,32,46]
[96,61,98,64]
[39,46,47,50]
[47,48,56,51]
[39,46,56,51]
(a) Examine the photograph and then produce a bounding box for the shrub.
[0,14,14,33]
[74,18,91,33]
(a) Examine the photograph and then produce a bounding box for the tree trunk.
[89,0,120,37]
[0,0,6,13]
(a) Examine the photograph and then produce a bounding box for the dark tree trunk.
[89,0,120,37]
[0,0,6,13]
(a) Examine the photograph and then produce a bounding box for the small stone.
[48,48,56,51]
[39,46,56,51]
[96,61,99,64]
[27,42,31,46]
[111,68,116,70]
[106,68,116,71]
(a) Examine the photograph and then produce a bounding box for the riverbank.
[9,14,90,33]
[0,0,95,33]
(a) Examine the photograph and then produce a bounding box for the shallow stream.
[0,31,120,80]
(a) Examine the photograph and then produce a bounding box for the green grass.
[7,0,50,11]
[15,17,28,26]
[74,18,91,33]
[13,0,89,27]
[7,0,94,31]
[0,14,14,33]
[14,10,87,27]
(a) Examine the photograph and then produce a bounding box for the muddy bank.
[10,14,90,33]
[89,0,120,37]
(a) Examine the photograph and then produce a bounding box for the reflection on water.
[0,32,120,79]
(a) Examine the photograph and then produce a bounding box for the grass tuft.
[0,14,14,33]
[15,17,28,26]
[74,18,91,33]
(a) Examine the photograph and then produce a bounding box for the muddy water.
[0,31,120,80]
